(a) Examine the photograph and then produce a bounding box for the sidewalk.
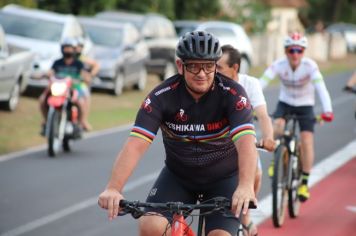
[258,157,356,236]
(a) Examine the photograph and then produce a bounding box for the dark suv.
[96,11,178,81]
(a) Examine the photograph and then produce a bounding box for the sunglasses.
[183,62,216,75]
[287,48,304,54]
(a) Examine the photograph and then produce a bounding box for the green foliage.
[0,0,36,8]
[174,0,221,20]
[300,0,356,27]
[217,0,271,34]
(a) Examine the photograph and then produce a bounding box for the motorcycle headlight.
[50,82,67,96]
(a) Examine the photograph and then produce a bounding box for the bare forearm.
[236,135,257,188]
[258,114,274,140]
[106,137,149,191]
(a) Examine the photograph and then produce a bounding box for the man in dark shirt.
[98,31,258,236]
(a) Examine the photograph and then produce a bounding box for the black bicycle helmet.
[176,31,222,61]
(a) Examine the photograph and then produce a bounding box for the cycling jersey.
[130,73,255,184]
[260,57,332,112]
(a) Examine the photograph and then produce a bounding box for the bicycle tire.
[288,141,302,218]
[272,144,289,227]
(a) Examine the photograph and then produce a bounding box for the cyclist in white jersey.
[259,32,334,202]
[217,44,275,236]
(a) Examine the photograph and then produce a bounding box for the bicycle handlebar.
[119,197,256,218]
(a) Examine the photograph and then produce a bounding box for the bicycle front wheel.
[272,144,289,227]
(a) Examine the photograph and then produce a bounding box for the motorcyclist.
[39,37,90,135]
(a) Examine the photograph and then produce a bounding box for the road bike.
[119,197,256,236]
[270,114,317,227]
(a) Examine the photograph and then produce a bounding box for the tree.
[300,0,355,27]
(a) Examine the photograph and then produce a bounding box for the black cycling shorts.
[145,166,239,235]
[273,101,315,132]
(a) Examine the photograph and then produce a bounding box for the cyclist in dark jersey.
[98,31,258,236]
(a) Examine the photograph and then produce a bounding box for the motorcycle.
[45,76,82,157]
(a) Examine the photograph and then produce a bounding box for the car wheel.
[134,68,147,91]
[239,56,250,74]
[2,82,21,111]
[112,72,124,96]
[159,61,176,81]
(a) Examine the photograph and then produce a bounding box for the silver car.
[79,17,149,95]
[196,21,253,74]
[0,24,34,111]
[0,4,93,89]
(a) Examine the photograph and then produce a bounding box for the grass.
[0,54,355,155]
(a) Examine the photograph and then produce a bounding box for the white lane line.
[0,124,132,162]
[0,171,159,236]
[251,139,356,225]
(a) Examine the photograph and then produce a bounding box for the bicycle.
[119,197,256,236]
[270,114,320,227]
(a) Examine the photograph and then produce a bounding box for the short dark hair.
[221,44,241,68]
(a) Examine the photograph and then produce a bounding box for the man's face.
[216,53,237,79]
[285,46,304,68]
[176,59,216,95]
[62,46,76,61]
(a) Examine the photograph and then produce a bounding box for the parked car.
[196,21,253,74]
[79,17,149,95]
[96,11,178,81]
[0,24,34,111]
[174,20,203,37]
[0,4,93,90]
[326,23,356,53]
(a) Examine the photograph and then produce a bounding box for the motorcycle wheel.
[47,108,61,157]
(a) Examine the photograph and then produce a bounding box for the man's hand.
[259,138,276,152]
[321,112,334,122]
[231,185,257,217]
[98,188,123,220]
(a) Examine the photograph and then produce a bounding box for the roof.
[264,0,308,8]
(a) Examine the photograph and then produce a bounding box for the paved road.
[0,71,355,236]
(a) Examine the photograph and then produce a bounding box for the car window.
[82,24,122,47]
[0,12,63,42]
[203,27,235,37]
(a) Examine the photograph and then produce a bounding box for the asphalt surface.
[0,71,355,236]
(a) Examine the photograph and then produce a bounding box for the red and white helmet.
[284,32,308,48]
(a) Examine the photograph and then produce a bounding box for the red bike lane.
[258,157,356,236]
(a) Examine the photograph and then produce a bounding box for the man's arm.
[98,137,150,220]
[232,134,258,216]
[255,105,275,151]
